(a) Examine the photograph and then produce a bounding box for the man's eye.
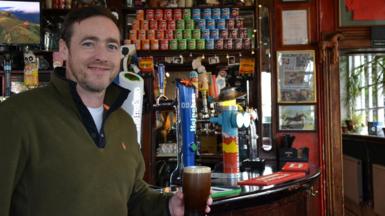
[82,41,94,47]
[108,44,119,51]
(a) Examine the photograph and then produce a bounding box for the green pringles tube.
[187,39,196,50]
[175,29,183,39]
[185,19,195,30]
[176,19,185,29]
[169,39,178,50]
[178,39,187,50]
[183,29,192,39]
[197,39,205,50]
[192,29,201,39]
[183,8,191,20]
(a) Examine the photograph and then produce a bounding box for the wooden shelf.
[42,9,70,16]
[137,50,255,57]
[0,70,53,75]
[122,5,255,12]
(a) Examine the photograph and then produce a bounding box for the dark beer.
[183,166,211,216]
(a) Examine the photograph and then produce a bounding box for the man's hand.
[168,191,213,216]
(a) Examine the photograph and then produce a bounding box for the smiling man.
[0,7,211,216]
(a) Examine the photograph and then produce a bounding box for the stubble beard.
[68,59,115,93]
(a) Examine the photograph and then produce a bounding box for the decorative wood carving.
[338,27,371,49]
[319,33,343,64]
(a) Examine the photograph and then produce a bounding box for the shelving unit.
[120,3,259,185]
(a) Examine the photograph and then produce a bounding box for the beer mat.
[281,162,309,172]
[211,186,241,199]
[237,171,306,186]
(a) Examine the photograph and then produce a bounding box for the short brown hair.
[61,6,120,46]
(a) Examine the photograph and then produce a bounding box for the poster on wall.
[339,0,385,26]
[277,50,316,103]
[278,105,316,131]
[281,9,309,45]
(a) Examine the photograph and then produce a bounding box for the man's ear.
[59,39,68,61]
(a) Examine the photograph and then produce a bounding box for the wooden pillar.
[318,33,344,216]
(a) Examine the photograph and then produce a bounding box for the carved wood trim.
[337,27,371,49]
[318,32,344,216]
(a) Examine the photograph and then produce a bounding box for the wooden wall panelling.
[338,27,371,49]
[307,178,321,216]
[211,189,309,216]
[343,134,385,209]
[372,164,385,215]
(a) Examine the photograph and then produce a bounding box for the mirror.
[258,5,273,152]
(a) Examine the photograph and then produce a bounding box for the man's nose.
[94,44,109,61]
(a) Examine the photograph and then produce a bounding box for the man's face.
[61,16,121,93]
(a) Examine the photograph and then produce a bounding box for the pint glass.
[183,166,211,216]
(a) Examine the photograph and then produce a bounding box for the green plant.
[343,112,364,133]
[342,55,385,119]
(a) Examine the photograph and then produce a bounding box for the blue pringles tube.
[177,80,197,167]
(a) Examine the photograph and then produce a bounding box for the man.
[0,7,211,216]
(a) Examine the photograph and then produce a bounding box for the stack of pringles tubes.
[127,7,253,51]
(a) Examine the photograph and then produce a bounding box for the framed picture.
[277,50,316,103]
[208,56,220,65]
[339,0,385,27]
[281,9,309,45]
[227,56,238,66]
[278,105,316,131]
[172,56,184,64]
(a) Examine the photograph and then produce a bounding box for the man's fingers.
[207,197,213,205]
[205,206,211,213]
[176,191,184,200]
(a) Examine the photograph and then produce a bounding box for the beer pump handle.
[198,71,209,116]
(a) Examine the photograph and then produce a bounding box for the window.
[340,54,385,134]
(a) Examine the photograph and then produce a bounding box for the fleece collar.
[50,67,130,112]
[50,67,130,148]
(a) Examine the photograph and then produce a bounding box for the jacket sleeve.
[127,144,173,216]
[0,102,29,215]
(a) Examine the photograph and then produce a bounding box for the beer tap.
[154,64,170,131]
[198,67,209,118]
[240,80,265,172]
[156,63,168,105]
[170,79,197,186]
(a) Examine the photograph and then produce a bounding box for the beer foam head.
[184,166,211,174]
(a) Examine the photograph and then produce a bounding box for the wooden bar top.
[210,163,320,216]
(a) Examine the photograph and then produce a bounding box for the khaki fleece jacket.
[0,68,172,216]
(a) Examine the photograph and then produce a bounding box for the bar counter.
[210,163,320,216]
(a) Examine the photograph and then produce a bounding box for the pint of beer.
[183,166,211,216]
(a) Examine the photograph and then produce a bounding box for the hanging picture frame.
[278,105,316,131]
[339,0,385,27]
[281,9,309,45]
[277,50,316,103]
